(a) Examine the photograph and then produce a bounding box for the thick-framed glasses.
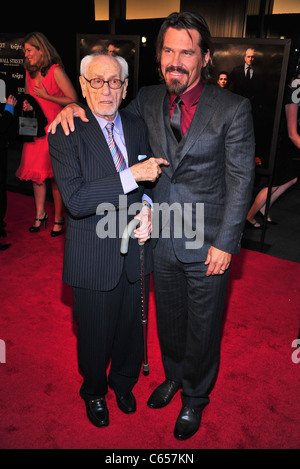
[83,76,124,89]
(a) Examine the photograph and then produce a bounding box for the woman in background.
[16,32,77,236]
[246,74,299,228]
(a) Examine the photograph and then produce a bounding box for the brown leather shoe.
[147,379,181,409]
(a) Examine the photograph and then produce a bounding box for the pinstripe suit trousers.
[72,269,149,401]
[152,236,230,410]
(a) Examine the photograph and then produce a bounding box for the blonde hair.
[23,32,63,77]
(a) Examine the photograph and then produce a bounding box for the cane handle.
[120,218,144,254]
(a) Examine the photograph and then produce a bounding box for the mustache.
[165,66,189,75]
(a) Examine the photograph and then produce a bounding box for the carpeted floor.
[0,191,299,450]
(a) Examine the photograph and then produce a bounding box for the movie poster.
[0,34,25,102]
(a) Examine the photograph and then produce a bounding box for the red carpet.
[0,191,299,449]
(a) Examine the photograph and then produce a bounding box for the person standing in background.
[16,32,77,236]
[0,94,17,250]
[246,74,299,227]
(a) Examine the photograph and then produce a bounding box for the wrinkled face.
[160,27,210,95]
[217,74,228,88]
[245,49,255,66]
[24,42,43,67]
[79,55,128,121]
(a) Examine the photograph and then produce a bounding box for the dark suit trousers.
[152,237,230,410]
[72,269,148,401]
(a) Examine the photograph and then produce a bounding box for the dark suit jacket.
[48,105,152,291]
[0,105,14,149]
[228,64,263,104]
[126,83,255,262]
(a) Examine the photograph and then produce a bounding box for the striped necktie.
[105,122,127,172]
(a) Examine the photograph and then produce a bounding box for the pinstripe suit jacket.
[48,106,152,291]
[126,83,255,262]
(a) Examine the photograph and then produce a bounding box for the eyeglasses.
[83,76,124,89]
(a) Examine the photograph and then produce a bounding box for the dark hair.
[23,32,63,78]
[218,71,228,78]
[156,11,214,82]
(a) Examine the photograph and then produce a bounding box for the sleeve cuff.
[119,168,139,194]
[4,103,14,115]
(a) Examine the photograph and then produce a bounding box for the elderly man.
[228,48,261,101]
[48,52,168,428]
[49,12,255,440]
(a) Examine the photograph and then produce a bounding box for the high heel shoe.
[29,213,48,232]
[245,219,261,229]
[51,219,64,237]
[258,211,277,225]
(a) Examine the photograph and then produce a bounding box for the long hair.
[23,32,63,78]
[156,11,214,83]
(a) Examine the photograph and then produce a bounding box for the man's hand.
[48,103,88,135]
[205,246,232,276]
[131,157,169,182]
[134,205,152,243]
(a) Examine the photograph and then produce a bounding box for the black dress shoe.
[85,398,109,427]
[147,379,181,409]
[174,406,202,440]
[113,390,136,414]
[0,243,11,251]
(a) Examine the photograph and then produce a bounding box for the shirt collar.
[93,111,122,136]
[169,80,204,109]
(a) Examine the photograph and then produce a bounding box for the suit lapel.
[152,85,219,175]
[149,87,176,179]
[176,84,219,167]
[150,86,170,160]
[119,110,136,167]
[79,106,116,174]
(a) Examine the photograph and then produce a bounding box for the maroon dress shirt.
[169,80,204,136]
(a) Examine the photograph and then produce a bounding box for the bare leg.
[51,179,64,232]
[32,181,47,227]
[247,178,298,224]
[259,178,298,219]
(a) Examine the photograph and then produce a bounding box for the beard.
[164,66,189,95]
[166,79,189,95]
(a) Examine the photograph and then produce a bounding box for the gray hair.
[80,52,129,80]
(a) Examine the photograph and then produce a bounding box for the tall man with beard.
[48,12,255,440]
